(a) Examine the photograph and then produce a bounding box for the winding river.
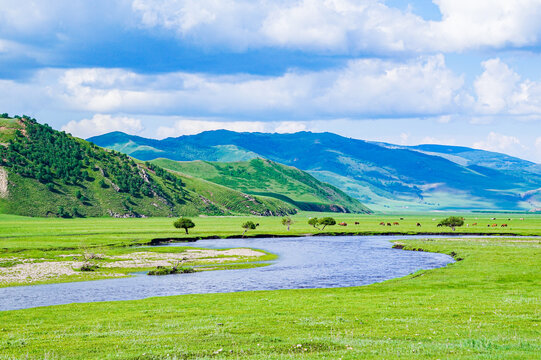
[0,235,454,311]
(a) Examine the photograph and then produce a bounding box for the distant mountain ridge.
[89,130,541,211]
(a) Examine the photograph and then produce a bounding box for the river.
[0,235,454,310]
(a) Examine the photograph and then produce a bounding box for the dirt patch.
[0,248,266,285]
[0,261,90,284]
[0,167,8,198]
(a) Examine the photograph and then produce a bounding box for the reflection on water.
[0,235,453,310]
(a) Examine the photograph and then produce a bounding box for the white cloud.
[156,119,308,138]
[131,0,541,54]
[473,132,524,153]
[474,58,541,116]
[61,114,144,138]
[51,55,464,118]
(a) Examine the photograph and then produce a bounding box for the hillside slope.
[152,158,371,213]
[0,117,295,217]
[90,130,541,211]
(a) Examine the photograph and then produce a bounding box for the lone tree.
[281,216,293,231]
[174,217,195,234]
[318,217,336,230]
[438,216,464,231]
[308,217,320,230]
[242,221,258,236]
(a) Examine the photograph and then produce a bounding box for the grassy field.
[0,213,539,358]
[0,236,539,358]
[1,212,540,252]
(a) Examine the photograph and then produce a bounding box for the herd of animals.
[334,217,525,227]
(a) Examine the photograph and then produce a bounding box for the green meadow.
[0,213,539,358]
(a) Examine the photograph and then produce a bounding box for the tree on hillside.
[281,216,293,231]
[438,216,464,231]
[173,217,195,234]
[318,217,336,230]
[242,221,258,236]
[0,113,8,118]
[308,217,320,229]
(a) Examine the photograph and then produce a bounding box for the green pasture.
[0,236,539,359]
[1,212,540,252]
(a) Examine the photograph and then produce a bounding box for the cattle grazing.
[393,222,399,226]
[400,218,404,220]
[416,223,421,227]
[501,224,508,227]
[472,223,477,226]
[387,223,392,226]
[491,224,498,227]
[520,218,524,221]
[354,221,360,225]
[379,222,386,226]
[339,222,347,226]
[491,217,496,220]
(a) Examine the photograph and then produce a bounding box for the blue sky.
[1,0,541,162]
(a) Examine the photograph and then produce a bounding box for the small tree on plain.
[281,216,293,231]
[174,217,195,234]
[318,217,336,230]
[438,216,464,231]
[242,221,258,236]
[308,217,320,230]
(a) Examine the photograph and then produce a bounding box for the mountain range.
[89,130,541,212]
[0,117,367,217]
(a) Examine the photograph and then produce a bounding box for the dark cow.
[354,222,360,225]
[501,224,508,227]
[416,223,421,227]
[387,223,392,226]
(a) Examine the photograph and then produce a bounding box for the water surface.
[0,235,453,310]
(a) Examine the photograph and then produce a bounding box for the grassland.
[0,235,539,358]
[1,212,540,252]
[0,213,539,358]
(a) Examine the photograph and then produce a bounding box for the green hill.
[151,158,371,213]
[0,116,295,217]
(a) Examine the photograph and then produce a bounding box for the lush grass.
[0,236,539,359]
[1,212,540,252]
[152,158,370,213]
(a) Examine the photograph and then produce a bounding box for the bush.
[79,263,99,272]
[148,265,195,276]
[438,216,464,230]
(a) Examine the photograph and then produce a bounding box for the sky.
[1,1,541,163]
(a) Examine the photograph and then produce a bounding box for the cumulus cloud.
[51,55,464,118]
[61,114,144,138]
[131,0,541,54]
[474,58,541,117]
[473,132,524,153]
